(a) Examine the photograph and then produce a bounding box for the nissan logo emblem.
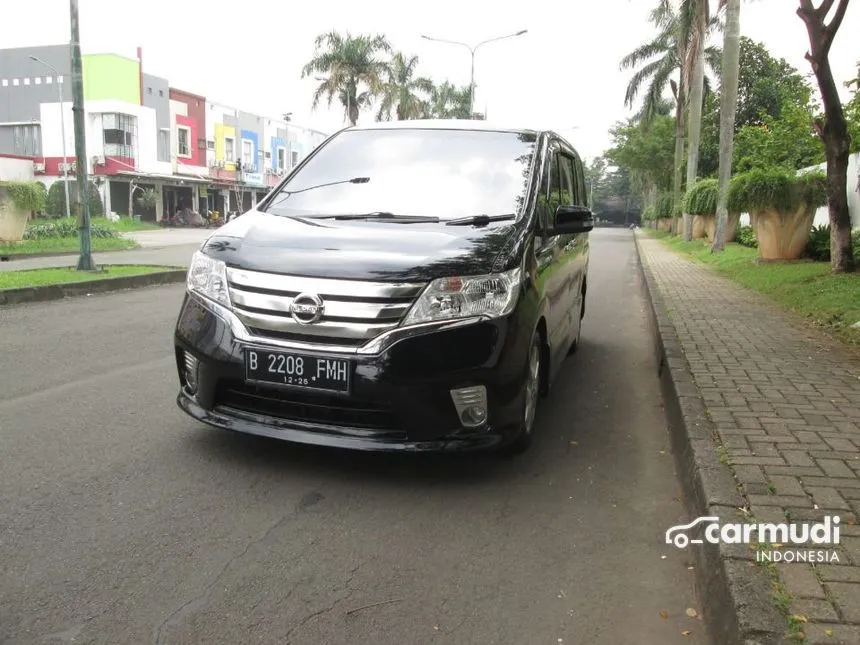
[290,293,325,324]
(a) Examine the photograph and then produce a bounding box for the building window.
[102,112,137,159]
[11,124,41,155]
[13,79,19,86]
[56,76,63,84]
[147,87,152,95]
[1,80,7,87]
[277,147,286,171]
[177,125,191,157]
[34,77,41,85]
[224,137,234,162]
[242,139,253,169]
[23,78,30,86]
[290,150,299,167]
[45,76,52,85]
[158,89,163,97]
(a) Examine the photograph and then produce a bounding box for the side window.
[536,147,554,237]
[556,154,574,207]
[573,155,588,207]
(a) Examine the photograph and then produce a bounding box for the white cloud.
[2,0,857,161]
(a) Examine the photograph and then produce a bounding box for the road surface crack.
[152,487,324,645]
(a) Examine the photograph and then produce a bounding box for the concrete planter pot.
[0,188,29,242]
[703,213,741,244]
[657,218,673,233]
[691,215,710,239]
[750,204,816,260]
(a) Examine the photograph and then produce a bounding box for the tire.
[502,332,542,455]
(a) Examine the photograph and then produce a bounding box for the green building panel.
[82,54,140,104]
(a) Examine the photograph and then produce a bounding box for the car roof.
[345,119,540,135]
[342,119,578,152]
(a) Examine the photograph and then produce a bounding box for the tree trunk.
[712,0,741,253]
[673,87,687,221]
[797,0,855,273]
[682,1,708,242]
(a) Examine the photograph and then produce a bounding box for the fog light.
[450,385,488,428]
[183,351,199,393]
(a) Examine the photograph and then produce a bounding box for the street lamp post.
[29,54,71,221]
[421,30,527,118]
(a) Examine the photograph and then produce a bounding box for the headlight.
[187,250,231,308]
[401,267,522,326]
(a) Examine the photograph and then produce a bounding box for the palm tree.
[682,0,712,241]
[712,0,741,252]
[621,0,722,219]
[301,32,391,126]
[376,52,434,121]
[422,81,473,119]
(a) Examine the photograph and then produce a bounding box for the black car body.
[174,120,593,453]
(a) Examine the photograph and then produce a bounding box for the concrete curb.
[0,247,138,262]
[0,268,186,306]
[633,231,791,645]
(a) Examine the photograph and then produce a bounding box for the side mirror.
[550,205,594,235]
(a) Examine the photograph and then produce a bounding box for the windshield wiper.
[445,213,516,226]
[313,211,441,223]
[263,177,370,211]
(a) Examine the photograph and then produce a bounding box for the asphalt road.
[0,228,706,645]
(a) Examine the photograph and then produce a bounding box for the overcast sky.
[3,0,858,161]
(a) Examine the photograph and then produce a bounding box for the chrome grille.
[226,268,426,346]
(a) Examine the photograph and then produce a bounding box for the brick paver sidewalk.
[638,234,860,644]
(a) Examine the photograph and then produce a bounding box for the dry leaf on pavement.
[685,608,698,618]
[660,610,669,619]
[681,630,692,636]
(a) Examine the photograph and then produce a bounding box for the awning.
[113,170,212,185]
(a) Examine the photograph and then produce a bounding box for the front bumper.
[174,292,531,452]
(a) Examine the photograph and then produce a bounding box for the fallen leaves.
[685,608,698,618]
[682,630,692,636]
[660,610,669,619]
[825,628,834,636]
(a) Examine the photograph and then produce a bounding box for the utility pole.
[69,0,96,271]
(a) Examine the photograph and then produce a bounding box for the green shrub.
[3,181,46,212]
[803,224,860,263]
[805,224,831,261]
[735,224,758,248]
[656,193,674,219]
[642,204,656,221]
[683,178,719,215]
[729,168,827,213]
[45,180,104,218]
[24,217,119,240]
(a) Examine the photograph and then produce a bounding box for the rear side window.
[265,128,538,220]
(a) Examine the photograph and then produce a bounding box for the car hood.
[200,210,519,282]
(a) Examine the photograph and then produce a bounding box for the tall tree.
[712,0,742,252]
[301,32,391,126]
[682,0,712,241]
[376,52,434,121]
[797,0,855,274]
[621,0,721,219]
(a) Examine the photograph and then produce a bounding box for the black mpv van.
[174,120,593,453]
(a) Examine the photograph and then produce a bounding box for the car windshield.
[263,128,538,220]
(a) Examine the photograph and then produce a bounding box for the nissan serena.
[174,120,593,453]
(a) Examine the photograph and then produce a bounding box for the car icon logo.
[290,293,325,324]
[665,516,720,548]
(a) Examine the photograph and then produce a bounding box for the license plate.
[244,348,351,393]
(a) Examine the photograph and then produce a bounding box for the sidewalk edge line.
[0,269,187,306]
[634,230,791,645]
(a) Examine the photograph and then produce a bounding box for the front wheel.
[501,332,542,455]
